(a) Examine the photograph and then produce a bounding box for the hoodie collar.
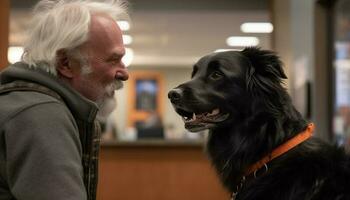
[0,62,98,122]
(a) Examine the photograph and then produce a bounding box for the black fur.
[168,47,350,200]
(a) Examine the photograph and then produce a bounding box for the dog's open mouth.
[176,108,230,132]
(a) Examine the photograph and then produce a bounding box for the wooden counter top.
[101,139,206,147]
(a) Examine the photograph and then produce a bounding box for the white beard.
[96,95,116,122]
[95,80,123,122]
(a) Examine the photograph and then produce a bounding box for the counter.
[97,139,229,200]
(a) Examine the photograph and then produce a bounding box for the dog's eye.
[209,71,223,80]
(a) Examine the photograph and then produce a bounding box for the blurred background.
[1,0,349,199]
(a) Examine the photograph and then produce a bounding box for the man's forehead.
[83,14,124,58]
[88,14,122,43]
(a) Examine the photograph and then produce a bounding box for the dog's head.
[168,47,288,132]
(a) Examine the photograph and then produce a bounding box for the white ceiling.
[9,0,271,68]
[129,10,271,67]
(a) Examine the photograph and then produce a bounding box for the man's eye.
[209,71,223,80]
[109,59,120,65]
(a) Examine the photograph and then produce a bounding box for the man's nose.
[168,88,183,103]
[116,69,129,81]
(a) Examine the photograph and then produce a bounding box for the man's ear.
[56,49,74,78]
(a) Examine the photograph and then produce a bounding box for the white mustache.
[105,80,123,96]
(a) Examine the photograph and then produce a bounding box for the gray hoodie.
[0,62,100,200]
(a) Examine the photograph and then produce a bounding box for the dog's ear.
[241,47,287,93]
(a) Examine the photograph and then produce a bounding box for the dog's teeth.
[211,109,220,115]
[207,109,220,116]
[193,113,196,120]
[183,116,188,120]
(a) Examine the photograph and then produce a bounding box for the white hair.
[22,0,128,76]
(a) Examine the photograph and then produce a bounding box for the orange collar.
[245,123,315,176]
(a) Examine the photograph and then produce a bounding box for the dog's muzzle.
[168,88,183,104]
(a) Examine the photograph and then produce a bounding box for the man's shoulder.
[0,90,69,125]
[0,89,63,108]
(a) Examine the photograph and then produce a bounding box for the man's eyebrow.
[107,52,124,60]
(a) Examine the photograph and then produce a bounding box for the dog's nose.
[168,88,183,103]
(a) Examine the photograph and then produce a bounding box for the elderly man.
[0,0,129,199]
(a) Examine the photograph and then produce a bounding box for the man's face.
[73,14,129,118]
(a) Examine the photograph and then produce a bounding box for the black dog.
[168,47,350,200]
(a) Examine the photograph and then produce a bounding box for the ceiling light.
[122,48,133,67]
[240,22,273,33]
[226,36,259,47]
[8,46,24,64]
[122,35,133,45]
[117,20,130,31]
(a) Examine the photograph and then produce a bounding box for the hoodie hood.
[0,62,98,122]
